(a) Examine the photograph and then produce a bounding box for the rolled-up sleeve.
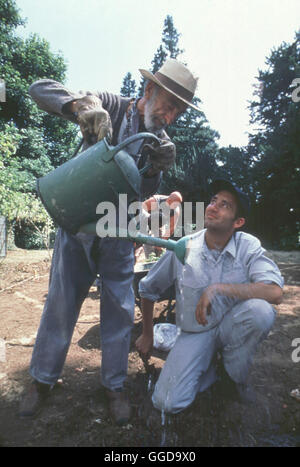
[29,79,82,121]
[245,239,284,288]
[138,250,179,301]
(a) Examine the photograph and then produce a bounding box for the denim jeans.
[152,298,275,413]
[30,228,135,390]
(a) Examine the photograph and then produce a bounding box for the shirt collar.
[202,229,237,259]
[220,233,237,258]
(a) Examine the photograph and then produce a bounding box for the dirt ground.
[0,248,300,447]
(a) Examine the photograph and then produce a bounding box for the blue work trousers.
[30,228,135,390]
[152,298,276,413]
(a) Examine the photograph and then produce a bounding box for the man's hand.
[136,297,155,363]
[136,334,153,361]
[195,285,216,326]
[195,282,283,326]
[144,139,176,175]
[73,95,112,145]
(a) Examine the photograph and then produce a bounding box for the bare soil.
[0,248,299,447]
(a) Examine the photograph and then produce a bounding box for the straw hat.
[139,59,200,112]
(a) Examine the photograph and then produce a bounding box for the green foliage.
[162,100,220,202]
[161,15,184,60]
[120,72,136,97]
[216,146,256,197]
[0,123,52,222]
[144,251,165,263]
[14,219,55,250]
[247,31,300,249]
[151,45,168,74]
[151,15,184,73]
[0,0,79,248]
[0,0,24,31]
[136,15,184,97]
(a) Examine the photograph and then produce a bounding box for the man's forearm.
[140,297,155,335]
[136,297,155,356]
[210,282,283,305]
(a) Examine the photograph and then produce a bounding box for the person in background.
[135,191,183,262]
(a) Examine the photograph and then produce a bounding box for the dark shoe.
[106,388,131,426]
[19,380,51,418]
[234,382,256,405]
[218,360,256,405]
[221,372,256,405]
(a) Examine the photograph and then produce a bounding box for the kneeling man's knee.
[152,385,177,414]
[246,299,275,335]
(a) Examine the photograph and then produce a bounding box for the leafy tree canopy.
[0,0,78,247]
[247,31,300,248]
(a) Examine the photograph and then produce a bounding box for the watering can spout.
[78,222,190,264]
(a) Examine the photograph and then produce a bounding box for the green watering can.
[37,133,191,264]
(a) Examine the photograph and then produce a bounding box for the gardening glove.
[143,139,176,175]
[73,95,112,145]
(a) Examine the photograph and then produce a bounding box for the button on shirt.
[138,230,284,333]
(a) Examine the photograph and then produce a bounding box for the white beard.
[144,93,167,132]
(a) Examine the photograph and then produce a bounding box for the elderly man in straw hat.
[19,59,200,425]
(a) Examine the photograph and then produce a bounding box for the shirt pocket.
[222,260,247,284]
[181,258,210,289]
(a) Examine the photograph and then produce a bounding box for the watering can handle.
[113,132,160,175]
[72,133,160,162]
[138,162,152,175]
[110,132,161,157]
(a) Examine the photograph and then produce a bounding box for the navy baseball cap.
[210,179,251,217]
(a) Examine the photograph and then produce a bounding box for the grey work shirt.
[139,229,284,333]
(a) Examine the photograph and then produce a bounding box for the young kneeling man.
[136,179,284,413]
